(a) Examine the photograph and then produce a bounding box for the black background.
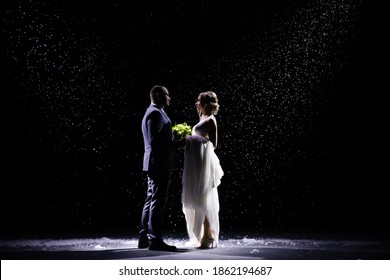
[1,0,388,240]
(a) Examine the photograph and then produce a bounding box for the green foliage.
[172,122,192,139]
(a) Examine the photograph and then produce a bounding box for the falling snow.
[2,0,387,238]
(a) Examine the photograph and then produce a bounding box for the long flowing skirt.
[182,135,224,245]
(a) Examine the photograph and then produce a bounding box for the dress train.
[182,134,223,246]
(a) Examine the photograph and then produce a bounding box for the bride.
[182,91,224,249]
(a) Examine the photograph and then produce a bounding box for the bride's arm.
[207,118,218,149]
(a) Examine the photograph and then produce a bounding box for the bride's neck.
[199,114,212,121]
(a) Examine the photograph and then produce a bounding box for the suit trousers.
[140,171,171,242]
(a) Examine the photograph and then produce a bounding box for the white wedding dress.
[182,116,224,246]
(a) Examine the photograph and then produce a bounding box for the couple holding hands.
[138,85,224,251]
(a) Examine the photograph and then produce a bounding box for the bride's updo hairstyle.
[199,91,220,115]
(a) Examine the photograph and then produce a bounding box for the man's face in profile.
[160,88,171,108]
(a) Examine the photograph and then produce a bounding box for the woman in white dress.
[182,91,224,249]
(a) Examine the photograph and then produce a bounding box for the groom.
[138,85,183,251]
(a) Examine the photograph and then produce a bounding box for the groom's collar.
[151,103,164,110]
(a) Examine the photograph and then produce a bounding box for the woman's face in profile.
[195,95,202,114]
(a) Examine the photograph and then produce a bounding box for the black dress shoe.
[138,235,149,249]
[148,241,177,252]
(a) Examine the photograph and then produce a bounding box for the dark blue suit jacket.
[141,104,175,173]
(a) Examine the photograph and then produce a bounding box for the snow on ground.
[0,237,384,252]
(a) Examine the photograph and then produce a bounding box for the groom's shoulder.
[144,106,162,118]
[148,105,161,113]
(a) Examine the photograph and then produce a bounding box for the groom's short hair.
[150,85,167,103]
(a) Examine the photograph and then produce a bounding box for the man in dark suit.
[138,85,183,251]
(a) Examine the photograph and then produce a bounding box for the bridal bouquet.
[172,122,192,139]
